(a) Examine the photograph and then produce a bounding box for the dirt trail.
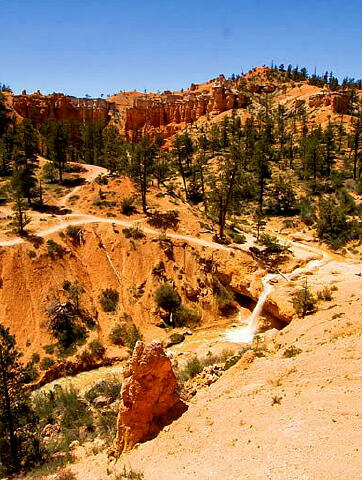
[1,162,357,349]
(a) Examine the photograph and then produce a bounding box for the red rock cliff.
[10,92,115,125]
[110,76,249,140]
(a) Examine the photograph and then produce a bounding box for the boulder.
[164,332,185,347]
[109,341,187,457]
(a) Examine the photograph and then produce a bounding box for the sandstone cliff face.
[308,91,350,113]
[110,341,187,457]
[11,92,115,125]
[116,77,249,140]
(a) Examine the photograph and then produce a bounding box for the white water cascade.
[224,254,328,344]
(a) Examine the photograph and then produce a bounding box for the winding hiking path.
[2,161,357,345]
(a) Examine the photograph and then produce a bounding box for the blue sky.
[0,0,361,97]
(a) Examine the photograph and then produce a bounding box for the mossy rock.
[164,333,185,348]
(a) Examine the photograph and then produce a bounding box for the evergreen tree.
[49,122,68,183]
[0,324,40,475]
[129,137,158,213]
[351,113,362,180]
[322,121,336,177]
[172,134,189,198]
[13,120,39,204]
[101,126,125,173]
[207,142,241,239]
[0,93,10,139]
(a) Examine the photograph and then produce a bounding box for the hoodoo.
[110,341,187,457]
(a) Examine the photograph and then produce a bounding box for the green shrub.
[84,378,122,403]
[155,284,181,314]
[95,175,108,185]
[109,322,143,353]
[109,324,128,345]
[47,240,66,259]
[180,356,203,381]
[174,305,201,327]
[126,324,143,354]
[32,352,40,363]
[42,162,58,183]
[33,387,94,446]
[23,361,39,382]
[212,277,237,316]
[40,356,55,370]
[232,232,247,244]
[89,340,105,358]
[122,227,145,239]
[292,281,317,317]
[268,175,298,215]
[299,197,316,226]
[317,195,361,248]
[99,288,119,312]
[120,196,136,215]
[43,344,55,355]
[147,210,179,229]
[27,249,37,259]
[47,301,88,353]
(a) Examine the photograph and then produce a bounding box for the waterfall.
[225,273,276,344]
[224,254,327,344]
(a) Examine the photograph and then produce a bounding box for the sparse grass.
[55,469,77,480]
[283,345,302,358]
[317,286,334,301]
[271,395,282,405]
[178,349,237,383]
[114,467,144,480]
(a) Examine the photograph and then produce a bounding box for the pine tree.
[49,122,68,183]
[129,137,157,213]
[0,324,40,475]
[0,93,10,139]
[172,134,189,198]
[207,142,241,239]
[101,126,125,173]
[13,120,39,204]
[351,113,362,180]
[322,121,336,177]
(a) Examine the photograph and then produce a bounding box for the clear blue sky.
[1,0,361,97]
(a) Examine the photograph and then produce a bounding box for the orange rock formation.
[10,92,115,125]
[110,341,187,456]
